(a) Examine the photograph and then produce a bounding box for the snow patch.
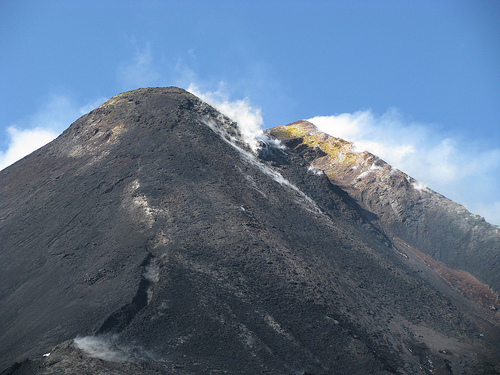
[128,179,140,192]
[264,314,297,344]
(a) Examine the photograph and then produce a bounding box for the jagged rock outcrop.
[1,88,499,375]
[269,121,500,295]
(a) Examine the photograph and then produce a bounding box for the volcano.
[1,87,499,375]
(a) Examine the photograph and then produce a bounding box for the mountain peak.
[270,120,378,172]
[1,88,499,374]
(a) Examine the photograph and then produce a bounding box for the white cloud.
[307,110,500,226]
[0,94,108,171]
[188,83,265,152]
[183,79,500,226]
[0,127,60,170]
[117,42,162,89]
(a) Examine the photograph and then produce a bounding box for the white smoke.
[73,334,155,362]
[203,118,322,215]
[412,181,428,191]
[144,263,160,284]
[307,110,500,226]
[73,335,128,362]
[307,165,324,175]
[188,83,265,152]
[144,261,160,303]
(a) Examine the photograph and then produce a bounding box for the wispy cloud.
[308,110,500,225]
[172,51,199,89]
[0,94,107,171]
[117,42,163,90]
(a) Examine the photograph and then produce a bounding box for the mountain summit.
[1,87,499,375]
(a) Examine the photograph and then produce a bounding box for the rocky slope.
[0,88,499,374]
[268,121,500,298]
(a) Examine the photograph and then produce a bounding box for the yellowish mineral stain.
[271,122,361,178]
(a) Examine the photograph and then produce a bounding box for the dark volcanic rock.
[269,121,500,295]
[1,88,499,374]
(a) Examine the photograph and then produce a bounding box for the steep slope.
[0,88,499,375]
[269,121,500,296]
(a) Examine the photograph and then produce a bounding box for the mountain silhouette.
[0,87,499,375]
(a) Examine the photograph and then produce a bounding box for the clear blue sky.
[1,1,499,224]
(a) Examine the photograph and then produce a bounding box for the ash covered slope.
[269,121,500,295]
[0,88,499,375]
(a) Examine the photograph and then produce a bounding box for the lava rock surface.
[1,88,499,374]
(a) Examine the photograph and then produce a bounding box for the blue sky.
[1,1,499,224]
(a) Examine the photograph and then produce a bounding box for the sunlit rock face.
[269,121,500,296]
[0,87,499,375]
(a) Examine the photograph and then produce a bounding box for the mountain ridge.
[268,120,500,295]
[1,87,499,374]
